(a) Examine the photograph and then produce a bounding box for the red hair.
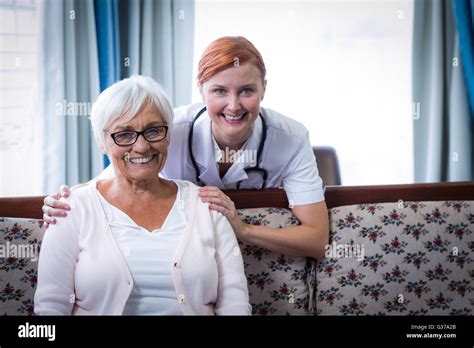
[197,36,266,85]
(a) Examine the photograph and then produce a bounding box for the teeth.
[223,113,245,121]
[130,156,153,164]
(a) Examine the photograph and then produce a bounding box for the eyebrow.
[209,84,257,89]
[114,122,166,131]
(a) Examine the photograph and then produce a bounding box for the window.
[0,0,41,196]
[192,0,414,185]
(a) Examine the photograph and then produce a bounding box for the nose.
[226,94,242,113]
[132,133,151,152]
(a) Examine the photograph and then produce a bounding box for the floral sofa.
[0,182,473,315]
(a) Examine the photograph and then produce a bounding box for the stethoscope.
[188,106,268,189]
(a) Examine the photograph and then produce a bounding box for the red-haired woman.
[42,36,329,260]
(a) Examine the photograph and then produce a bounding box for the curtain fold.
[412,0,473,183]
[452,0,474,117]
[94,0,121,167]
[94,0,121,92]
[118,0,195,106]
[39,0,102,194]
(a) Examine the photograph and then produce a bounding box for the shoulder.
[64,180,98,212]
[173,180,223,221]
[173,102,206,125]
[173,179,199,195]
[262,107,308,139]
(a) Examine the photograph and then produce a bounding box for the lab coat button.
[174,261,180,268]
[178,294,185,303]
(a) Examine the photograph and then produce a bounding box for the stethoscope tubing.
[188,106,268,188]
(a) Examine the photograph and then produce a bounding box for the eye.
[144,126,166,139]
[114,131,135,143]
[240,88,254,95]
[214,88,226,95]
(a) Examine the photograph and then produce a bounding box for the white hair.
[90,75,174,150]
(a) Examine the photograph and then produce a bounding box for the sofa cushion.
[316,201,474,315]
[0,217,44,315]
[237,207,315,315]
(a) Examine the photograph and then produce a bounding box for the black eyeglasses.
[105,126,168,146]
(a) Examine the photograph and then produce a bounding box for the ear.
[198,82,207,103]
[100,143,107,155]
[261,79,267,101]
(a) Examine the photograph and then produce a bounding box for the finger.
[208,203,235,220]
[59,185,71,198]
[42,213,52,224]
[198,186,220,194]
[44,196,70,211]
[208,203,228,215]
[43,213,56,224]
[44,221,49,229]
[199,190,227,200]
[43,205,68,218]
[200,196,229,208]
[49,191,62,200]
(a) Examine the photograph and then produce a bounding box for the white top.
[96,180,187,315]
[98,103,324,206]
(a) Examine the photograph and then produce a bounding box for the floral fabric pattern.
[237,208,315,315]
[317,201,474,315]
[0,218,43,315]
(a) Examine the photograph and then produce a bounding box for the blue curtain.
[412,0,473,183]
[94,0,195,168]
[452,0,474,117]
[94,0,121,167]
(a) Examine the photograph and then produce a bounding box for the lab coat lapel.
[192,112,223,187]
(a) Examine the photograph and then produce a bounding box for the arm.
[34,196,79,315]
[212,211,252,315]
[199,128,329,260]
[235,201,328,259]
[200,187,329,260]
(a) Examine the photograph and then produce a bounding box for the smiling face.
[199,62,267,150]
[103,102,169,182]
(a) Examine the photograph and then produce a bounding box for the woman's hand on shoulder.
[42,185,72,228]
[198,186,249,239]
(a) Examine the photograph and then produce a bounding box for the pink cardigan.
[34,180,251,315]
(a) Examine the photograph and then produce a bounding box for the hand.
[198,186,248,238]
[42,185,71,229]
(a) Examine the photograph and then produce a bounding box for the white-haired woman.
[34,75,251,315]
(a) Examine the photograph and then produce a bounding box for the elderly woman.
[34,75,251,315]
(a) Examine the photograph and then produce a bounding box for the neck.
[212,125,253,152]
[111,175,167,199]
